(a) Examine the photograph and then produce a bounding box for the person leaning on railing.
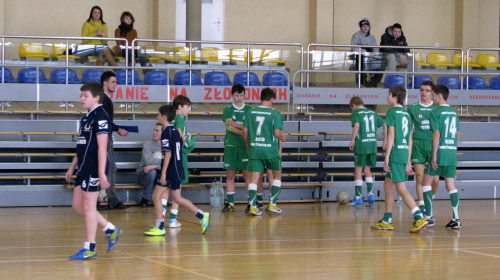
[75,6,118,67]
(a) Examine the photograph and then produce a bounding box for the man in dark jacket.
[380,23,411,73]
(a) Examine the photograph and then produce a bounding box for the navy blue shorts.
[75,174,100,192]
[156,179,181,190]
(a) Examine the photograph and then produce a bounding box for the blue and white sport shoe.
[349,196,364,207]
[70,248,97,260]
[366,194,375,207]
[107,227,122,253]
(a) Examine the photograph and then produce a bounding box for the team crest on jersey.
[162,139,170,148]
[232,115,236,120]
[98,120,108,129]
[89,177,100,187]
[418,113,423,119]
[83,123,91,131]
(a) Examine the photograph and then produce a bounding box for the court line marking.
[125,252,220,280]
[459,249,500,259]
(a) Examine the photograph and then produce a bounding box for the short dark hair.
[173,95,191,110]
[421,80,435,90]
[260,87,276,101]
[101,71,116,85]
[87,6,105,24]
[392,23,402,30]
[434,84,450,100]
[158,105,176,123]
[231,84,245,95]
[80,82,105,104]
[389,85,406,105]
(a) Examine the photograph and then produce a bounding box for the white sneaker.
[169,219,182,228]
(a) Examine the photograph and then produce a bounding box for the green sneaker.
[107,227,122,253]
[200,212,210,234]
[144,226,166,236]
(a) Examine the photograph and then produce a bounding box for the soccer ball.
[336,191,350,205]
[98,190,108,203]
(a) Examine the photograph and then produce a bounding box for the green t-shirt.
[430,104,460,166]
[351,107,385,154]
[243,106,283,159]
[407,101,436,140]
[223,103,252,147]
[386,106,411,164]
[172,113,195,154]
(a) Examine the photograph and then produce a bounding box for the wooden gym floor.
[1,200,500,280]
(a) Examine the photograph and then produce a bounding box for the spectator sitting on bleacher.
[351,18,382,88]
[115,11,147,69]
[74,6,118,67]
[136,123,163,208]
[380,23,412,74]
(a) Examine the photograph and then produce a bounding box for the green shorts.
[412,138,432,164]
[424,163,456,178]
[354,153,377,167]
[385,162,408,183]
[224,146,248,171]
[247,157,281,172]
[181,152,189,184]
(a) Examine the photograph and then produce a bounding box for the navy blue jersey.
[161,125,185,182]
[76,105,111,176]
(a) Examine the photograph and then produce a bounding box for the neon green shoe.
[200,212,210,234]
[144,226,166,236]
[69,248,97,260]
[266,204,282,214]
[249,206,262,216]
[410,218,428,233]
[371,220,394,231]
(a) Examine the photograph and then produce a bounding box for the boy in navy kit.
[65,82,122,260]
[144,105,210,236]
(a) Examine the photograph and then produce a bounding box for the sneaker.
[221,203,235,212]
[106,227,122,253]
[349,196,364,207]
[266,204,282,214]
[371,220,394,231]
[249,206,262,216]
[445,219,461,229]
[410,218,428,233]
[366,194,375,207]
[70,248,97,260]
[140,198,149,208]
[426,216,435,227]
[200,212,210,234]
[144,226,166,236]
[257,201,264,209]
[169,219,182,228]
[245,204,251,213]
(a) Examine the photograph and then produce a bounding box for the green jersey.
[223,103,252,147]
[244,106,283,159]
[386,106,411,164]
[430,104,459,166]
[172,113,195,154]
[351,107,385,154]
[407,101,436,140]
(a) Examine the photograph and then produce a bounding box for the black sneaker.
[256,201,264,209]
[445,219,461,229]
[140,198,149,208]
[426,216,435,227]
[245,204,251,213]
[108,202,129,210]
[221,203,235,212]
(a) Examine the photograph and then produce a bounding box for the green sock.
[355,185,362,197]
[270,185,281,205]
[412,209,423,220]
[450,190,460,219]
[227,192,235,205]
[383,212,393,223]
[256,193,264,203]
[169,209,178,220]
[423,186,433,217]
[366,177,373,194]
[248,190,257,207]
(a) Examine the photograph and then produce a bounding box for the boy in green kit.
[371,85,428,233]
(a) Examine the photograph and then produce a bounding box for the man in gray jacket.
[351,18,382,87]
[136,123,163,207]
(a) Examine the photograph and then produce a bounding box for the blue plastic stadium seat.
[463,76,489,90]
[437,76,461,89]
[412,75,434,89]
[18,68,49,84]
[82,69,105,83]
[233,72,262,86]
[489,76,500,89]
[174,71,204,85]
[384,75,405,88]
[115,69,144,85]
[50,69,82,84]
[0,67,17,83]
[204,71,232,86]
[263,72,288,86]
[144,70,172,85]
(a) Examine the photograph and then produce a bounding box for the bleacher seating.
[254,49,286,66]
[50,69,82,84]
[489,76,500,89]
[144,70,172,85]
[18,68,49,84]
[263,72,288,86]
[82,69,105,83]
[204,71,232,86]
[411,75,433,89]
[233,71,262,86]
[384,74,405,88]
[451,53,484,69]
[476,54,500,68]
[115,69,144,85]
[19,43,51,61]
[51,44,80,61]
[437,76,461,89]
[0,67,17,83]
[174,70,204,85]
[415,53,434,69]
[426,53,459,69]
[463,76,490,89]
[174,46,203,63]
